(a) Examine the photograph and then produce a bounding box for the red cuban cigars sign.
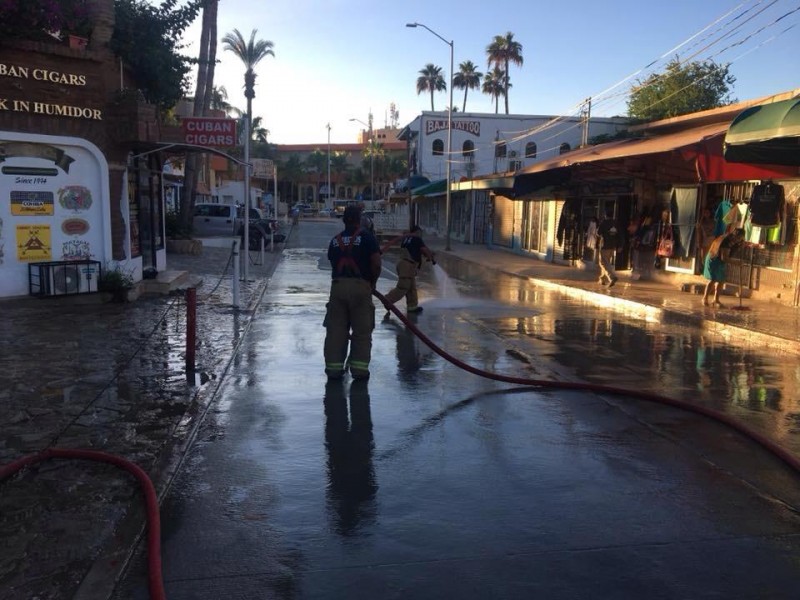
[181,117,237,147]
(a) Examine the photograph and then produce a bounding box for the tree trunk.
[179,0,216,233]
[504,60,510,114]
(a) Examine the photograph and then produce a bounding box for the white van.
[192,203,239,237]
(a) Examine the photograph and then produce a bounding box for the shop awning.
[411,178,447,197]
[452,175,514,192]
[515,122,730,176]
[723,97,800,166]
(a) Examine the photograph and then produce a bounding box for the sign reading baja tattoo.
[425,119,481,137]
[181,117,237,147]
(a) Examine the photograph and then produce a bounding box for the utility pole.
[581,97,592,147]
[326,123,332,209]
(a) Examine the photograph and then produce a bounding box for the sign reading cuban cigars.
[181,117,237,147]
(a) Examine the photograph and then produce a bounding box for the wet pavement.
[2,220,800,599]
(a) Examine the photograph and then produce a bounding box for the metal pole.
[445,39,453,251]
[327,123,332,209]
[406,23,453,250]
[369,111,374,204]
[232,239,240,309]
[185,287,196,375]
[243,110,251,282]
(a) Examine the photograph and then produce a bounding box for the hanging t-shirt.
[749,182,785,227]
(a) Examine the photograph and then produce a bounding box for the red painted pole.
[186,287,196,373]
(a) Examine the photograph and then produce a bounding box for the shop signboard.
[181,117,237,147]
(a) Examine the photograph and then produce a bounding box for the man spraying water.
[384,225,436,314]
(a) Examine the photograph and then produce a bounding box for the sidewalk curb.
[440,250,800,356]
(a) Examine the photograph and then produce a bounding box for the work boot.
[325,369,345,380]
[350,369,370,381]
[608,277,618,288]
[407,305,423,313]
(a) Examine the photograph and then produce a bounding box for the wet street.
[115,221,800,599]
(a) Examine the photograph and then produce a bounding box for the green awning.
[410,178,447,197]
[724,97,800,166]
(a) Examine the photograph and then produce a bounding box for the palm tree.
[210,85,232,113]
[486,32,523,114]
[280,154,304,204]
[222,29,275,151]
[482,67,506,114]
[251,116,269,143]
[180,0,219,232]
[416,63,446,111]
[453,60,483,112]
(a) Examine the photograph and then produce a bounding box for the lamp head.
[405,23,417,28]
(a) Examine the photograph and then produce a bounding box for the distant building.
[399,111,629,182]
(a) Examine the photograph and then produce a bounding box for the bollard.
[260,235,265,265]
[185,287,196,375]
[232,239,240,309]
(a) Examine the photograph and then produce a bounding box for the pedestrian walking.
[324,206,382,381]
[597,207,622,287]
[384,225,436,314]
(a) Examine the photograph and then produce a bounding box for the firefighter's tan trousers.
[384,249,419,309]
[324,277,375,378]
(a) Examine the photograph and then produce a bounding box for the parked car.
[192,203,239,236]
[318,208,337,218]
[293,203,315,216]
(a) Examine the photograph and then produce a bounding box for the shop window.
[495,142,507,158]
[462,140,475,157]
[559,143,571,154]
[525,142,537,158]
[432,139,444,155]
[338,186,345,198]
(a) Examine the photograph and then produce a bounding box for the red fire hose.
[372,289,800,475]
[0,448,166,600]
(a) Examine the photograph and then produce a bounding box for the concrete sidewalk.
[0,243,284,600]
[428,237,800,355]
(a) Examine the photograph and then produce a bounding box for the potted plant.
[98,265,135,302]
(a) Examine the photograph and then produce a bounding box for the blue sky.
[179,0,800,144]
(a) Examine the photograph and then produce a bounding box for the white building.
[399,111,629,182]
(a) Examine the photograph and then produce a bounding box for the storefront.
[0,35,169,298]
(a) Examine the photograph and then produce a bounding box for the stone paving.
[2,223,798,600]
[0,241,284,600]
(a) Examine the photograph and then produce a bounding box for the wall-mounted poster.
[16,224,51,261]
[10,191,55,216]
[0,135,109,297]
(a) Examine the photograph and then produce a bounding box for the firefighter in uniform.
[324,206,382,381]
[384,225,435,313]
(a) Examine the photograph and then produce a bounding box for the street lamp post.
[349,116,374,206]
[406,22,453,251]
[326,123,331,209]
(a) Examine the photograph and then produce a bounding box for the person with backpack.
[324,205,382,381]
[384,225,436,314]
[597,207,622,287]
